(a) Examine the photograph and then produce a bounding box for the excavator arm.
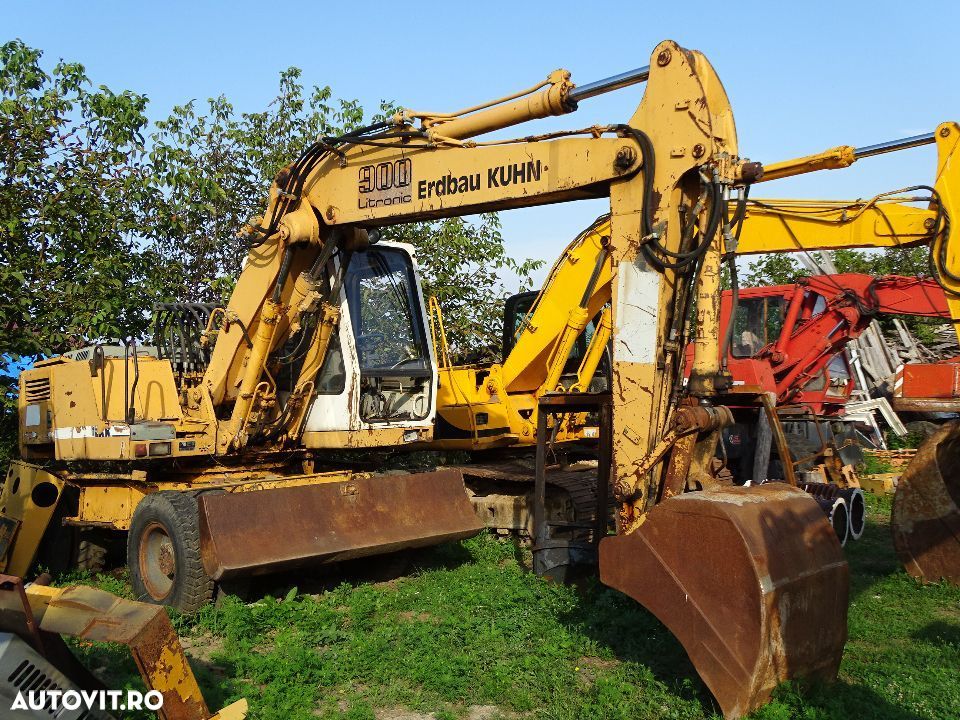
[739,122,960,332]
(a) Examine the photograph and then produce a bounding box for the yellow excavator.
[2,39,959,718]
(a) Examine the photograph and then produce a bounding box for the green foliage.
[741,254,808,288]
[388,214,542,363]
[830,246,931,278]
[859,454,895,475]
[1,39,163,463]
[61,504,960,719]
[831,246,943,344]
[887,430,928,450]
[143,70,382,302]
[0,39,156,360]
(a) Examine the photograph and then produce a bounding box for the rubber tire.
[127,492,214,613]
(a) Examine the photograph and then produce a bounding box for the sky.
[7,0,959,287]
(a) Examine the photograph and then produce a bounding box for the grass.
[60,494,960,720]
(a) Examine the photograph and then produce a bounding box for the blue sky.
[7,1,959,287]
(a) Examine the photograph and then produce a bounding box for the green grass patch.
[59,494,960,719]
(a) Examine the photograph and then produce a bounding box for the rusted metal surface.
[0,574,107,694]
[599,484,848,719]
[199,469,483,580]
[892,396,960,412]
[660,433,697,499]
[891,421,960,584]
[455,460,605,529]
[798,482,866,542]
[893,361,960,412]
[33,585,211,720]
[0,574,43,652]
[813,495,849,546]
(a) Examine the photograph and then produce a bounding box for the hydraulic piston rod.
[854,132,935,159]
[416,65,652,141]
[761,130,939,182]
[568,66,651,103]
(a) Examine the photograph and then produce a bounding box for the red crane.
[714,274,950,415]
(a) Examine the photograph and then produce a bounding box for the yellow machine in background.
[3,39,958,718]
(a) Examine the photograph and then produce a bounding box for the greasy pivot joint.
[672,404,733,434]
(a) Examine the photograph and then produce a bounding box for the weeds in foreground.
[61,494,960,719]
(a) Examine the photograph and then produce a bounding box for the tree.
[0,40,159,464]
[740,253,807,288]
[143,70,384,302]
[0,40,157,356]
[389,214,542,363]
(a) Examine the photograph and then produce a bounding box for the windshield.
[731,296,786,358]
[345,247,430,374]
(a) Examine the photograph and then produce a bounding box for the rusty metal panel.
[892,421,960,584]
[199,469,483,580]
[599,484,848,719]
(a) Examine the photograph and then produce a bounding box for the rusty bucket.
[199,469,484,581]
[599,483,848,719]
[892,421,960,584]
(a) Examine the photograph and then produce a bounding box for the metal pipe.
[854,132,935,160]
[837,487,866,540]
[814,495,849,547]
[568,66,650,103]
[127,337,140,424]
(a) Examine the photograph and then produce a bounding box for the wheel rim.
[139,521,176,600]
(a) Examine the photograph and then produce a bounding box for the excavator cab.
[303,241,436,432]
[502,289,611,392]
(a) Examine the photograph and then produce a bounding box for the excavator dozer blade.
[199,469,484,581]
[599,483,848,719]
[892,421,960,584]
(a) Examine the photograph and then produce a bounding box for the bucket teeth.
[892,421,960,584]
[600,484,848,719]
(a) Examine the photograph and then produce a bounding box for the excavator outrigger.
[2,40,958,717]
